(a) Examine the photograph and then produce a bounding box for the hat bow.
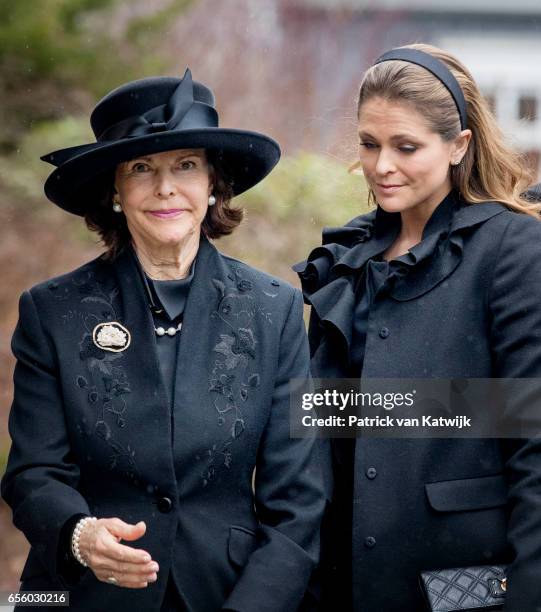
[98,69,217,142]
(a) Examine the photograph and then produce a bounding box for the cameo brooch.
[92,322,131,352]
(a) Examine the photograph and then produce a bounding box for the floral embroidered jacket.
[2,236,325,612]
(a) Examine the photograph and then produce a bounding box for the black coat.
[295,193,541,611]
[1,236,325,612]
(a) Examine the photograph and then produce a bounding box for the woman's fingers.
[102,554,160,579]
[93,562,158,589]
[77,517,158,588]
[105,518,147,542]
[94,568,154,589]
[95,565,158,587]
[80,518,152,563]
[96,534,153,565]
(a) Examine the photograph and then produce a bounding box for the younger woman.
[296,44,541,611]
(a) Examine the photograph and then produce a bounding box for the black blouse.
[350,256,407,374]
[146,263,195,406]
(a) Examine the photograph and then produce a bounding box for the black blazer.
[295,193,541,612]
[2,236,325,612]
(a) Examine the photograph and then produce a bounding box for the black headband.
[374,48,468,130]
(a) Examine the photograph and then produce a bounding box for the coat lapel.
[171,237,260,489]
[173,236,220,402]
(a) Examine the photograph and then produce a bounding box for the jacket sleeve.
[222,289,326,612]
[1,290,91,587]
[57,513,89,586]
[488,214,541,611]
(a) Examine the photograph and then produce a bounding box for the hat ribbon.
[97,68,218,142]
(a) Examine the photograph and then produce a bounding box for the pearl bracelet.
[71,516,97,567]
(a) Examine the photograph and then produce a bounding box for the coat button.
[379,327,389,339]
[157,496,173,513]
[364,536,376,548]
[366,467,377,479]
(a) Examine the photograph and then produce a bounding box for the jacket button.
[379,327,389,339]
[157,496,173,513]
[364,536,376,548]
[366,467,377,479]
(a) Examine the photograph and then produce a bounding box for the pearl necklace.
[129,250,186,339]
[155,322,182,337]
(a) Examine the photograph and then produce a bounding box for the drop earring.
[112,198,122,213]
[208,194,216,206]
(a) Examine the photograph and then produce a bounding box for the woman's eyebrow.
[358,131,419,141]
[127,151,201,164]
[174,150,201,160]
[390,133,419,141]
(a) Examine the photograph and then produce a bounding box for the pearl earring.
[112,198,122,213]
[208,194,216,206]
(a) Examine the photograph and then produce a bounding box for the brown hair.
[84,151,240,259]
[356,43,539,216]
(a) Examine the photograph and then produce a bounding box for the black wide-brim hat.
[41,69,281,215]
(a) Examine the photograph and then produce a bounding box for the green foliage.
[0,116,92,202]
[220,152,371,275]
[0,0,121,148]
[0,0,193,92]
[238,152,370,227]
[0,0,119,80]
[0,0,196,148]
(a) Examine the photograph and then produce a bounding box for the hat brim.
[43,128,281,216]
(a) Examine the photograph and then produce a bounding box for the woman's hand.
[77,518,159,588]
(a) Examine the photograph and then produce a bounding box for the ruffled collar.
[318,191,469,274]
[294,191,506,349]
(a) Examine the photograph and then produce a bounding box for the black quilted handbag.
[420,565,507,611]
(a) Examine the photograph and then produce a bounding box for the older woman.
[2,69,325,611]
[296,45,541,611]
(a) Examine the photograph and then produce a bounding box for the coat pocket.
[227,526,258,568]
[425,474,507,512]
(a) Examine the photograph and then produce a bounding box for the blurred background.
[1,0,540,594]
